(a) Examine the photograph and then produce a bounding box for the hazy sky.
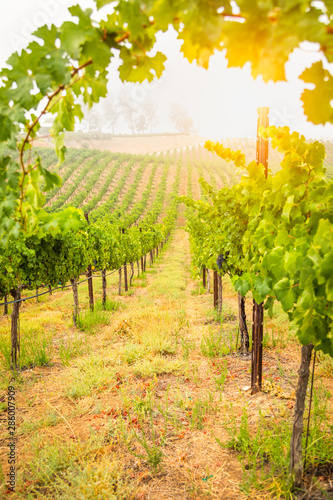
[1,0,333,139]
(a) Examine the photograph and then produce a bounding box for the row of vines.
[0,147,185,371]
[181,125,333,486]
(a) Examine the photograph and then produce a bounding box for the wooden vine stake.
[71,278,79,326]
[251,299,264,391]
[3,270,8,315]
[118,267,122,295]
[217,274,222,316]
[102,269,107,308]
[122,229,128,292]
[10,288,21,370]
[139,229,144,273]
[4,295,8,315]
[124,264,128,292]
[251,107,269,394]
[213,270,218,309]
[203,268,206,289]
[84,213,94,312]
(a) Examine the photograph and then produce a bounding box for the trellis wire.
[0,267,123,307]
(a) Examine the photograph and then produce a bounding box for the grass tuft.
[65,353,116,399]
[18,433,133,499]
[76,305,109,334]
[0,326,52,369]
[133,356,186,378]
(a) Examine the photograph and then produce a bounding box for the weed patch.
[120,387,169,472]
[18,433,133,499]
[76,305,109,334]
[218,384,333,498]
[200,330,229,358]
[65,354,116,399]
[0,326,52,369]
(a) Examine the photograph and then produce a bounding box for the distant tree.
[169,102,194,133]
[135,114,148,133]
[102,95,121,134]
[142,99,159,133]
[84,106,102,134]
[119,91,137,134]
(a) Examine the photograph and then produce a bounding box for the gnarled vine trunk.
[290,343,313,488]
[130,262,134,286]
[238,293,249,354]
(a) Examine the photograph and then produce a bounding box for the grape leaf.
[118,48,166,83]
[273,277,295,312]
[300,61,333,124]
[94,0,112,9]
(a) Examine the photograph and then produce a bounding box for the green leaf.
[233,276,251,296]
[326,275,333,302]
[273,278,295,312]
[94,0,112,9]
[0,114,16,142]
[300,61,333,124]
[320,253,333,279]
[264,296,274,318]
[262,247,285,279]
[118,48,166,83]
[254,275,272,298]
[313,219,332,254]
[281,195,294,221]
[117,0,150,36]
